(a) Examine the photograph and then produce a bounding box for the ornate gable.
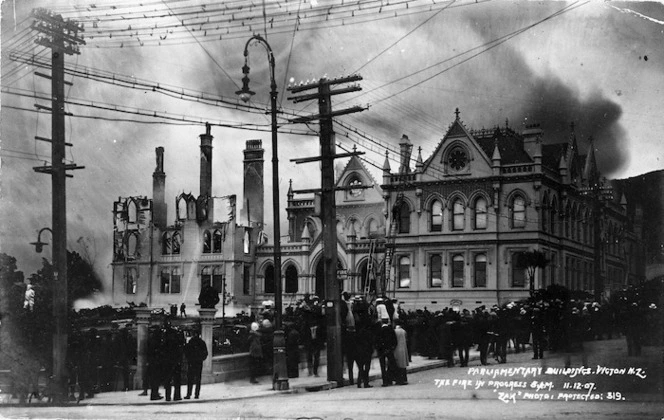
[421,109,494,180]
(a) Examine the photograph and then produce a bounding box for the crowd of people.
[13,283,657,403]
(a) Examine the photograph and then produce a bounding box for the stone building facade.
[111,112,645,315]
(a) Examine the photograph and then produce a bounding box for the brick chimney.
[152,146,167,228]
[199,123,213,199]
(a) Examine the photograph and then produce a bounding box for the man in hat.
[184,329,207,399]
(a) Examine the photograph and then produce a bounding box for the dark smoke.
[464,7,628,177]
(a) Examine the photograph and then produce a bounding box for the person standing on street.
[248,322,263,384]
[375,318,397,387]
[183,329,207,399]
[393,321,409,385]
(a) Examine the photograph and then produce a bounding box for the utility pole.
[31,8,85,404]
[287,75,365,384]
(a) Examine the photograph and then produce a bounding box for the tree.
[515,249,549,296]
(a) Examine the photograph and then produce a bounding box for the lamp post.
[30,227,53,254]
[236,34,288,390]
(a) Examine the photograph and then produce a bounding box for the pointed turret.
[301,223,311,241]
[382,150,391,186]
[583,137,600,188]
[492,140,501,176]
[416,146,424,171]
[559,153,569,184]
[287,179,294,201]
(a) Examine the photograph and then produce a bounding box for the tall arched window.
[550,199,557,235]
[474,254,487,287]
[125,267,137,294]
[162,232,171,255]
[452,199,465,231]
[398,201,410,234]
[285,265,298,293]
[203,230,211,253]
[201,266,212,289]
[177,198,187,220]
[264,265,275,294]
[512,196,526,228]
[430,254,442,287]
[172,231,181,254]
[126,233,138,258]
[542,198,549,233]
[430,200,443,232]
[367,218,379,237]
[474,197,487,230]
[213,229,223,253]
[213,266,224,293]
[398,256,411,288]
[127,200,137,224]
[452,254,464,287]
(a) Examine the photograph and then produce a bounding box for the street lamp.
[236,34,288,390]
[30,227,53,253]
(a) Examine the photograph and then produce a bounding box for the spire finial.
[454,108,460,120]
[505,118,509,128]
[353,144,357,153]
[570,121,575,132]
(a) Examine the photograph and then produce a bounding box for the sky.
[1,0,663,305]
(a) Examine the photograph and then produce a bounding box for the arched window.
[162,232,171,255]
[125,267,137,294]
[177,198,187,220]
[430,200,443,232]
[452,199,465,231]
[126,232,138,258]
[512,196,526,228]
[187,199,196,220]
[213,266,224,293]
[542,198,549,233]
[285,265,298,293]
[474,197,487,230]
[452,254,464,287]
[213,229,223,253]
[398,201,410,234]
[474,254,487,287]
[398,256,411,288]
[203,230,211,254]
[171,231,181,254]
[550,199,557,235]
[264,265,275,294]
[201,266,212,289]
[244,230,250,254]
[367,218,379,237]
[430,254,442,287]
[127,200,137,224]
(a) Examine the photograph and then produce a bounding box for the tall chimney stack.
[200,123,213,199]
[398,134,413,174]
[152,147,167,228]
[242,139,265,227]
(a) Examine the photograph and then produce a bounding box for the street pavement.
[2,338,663,419]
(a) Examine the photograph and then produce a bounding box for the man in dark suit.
[375,319,397,387]
[184,329,208,399]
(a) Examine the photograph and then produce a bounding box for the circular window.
[348,178,363,197]
[448,148,468,171]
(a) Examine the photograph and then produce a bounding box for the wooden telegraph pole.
[287,75,365,384]
[31,8,85,403]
